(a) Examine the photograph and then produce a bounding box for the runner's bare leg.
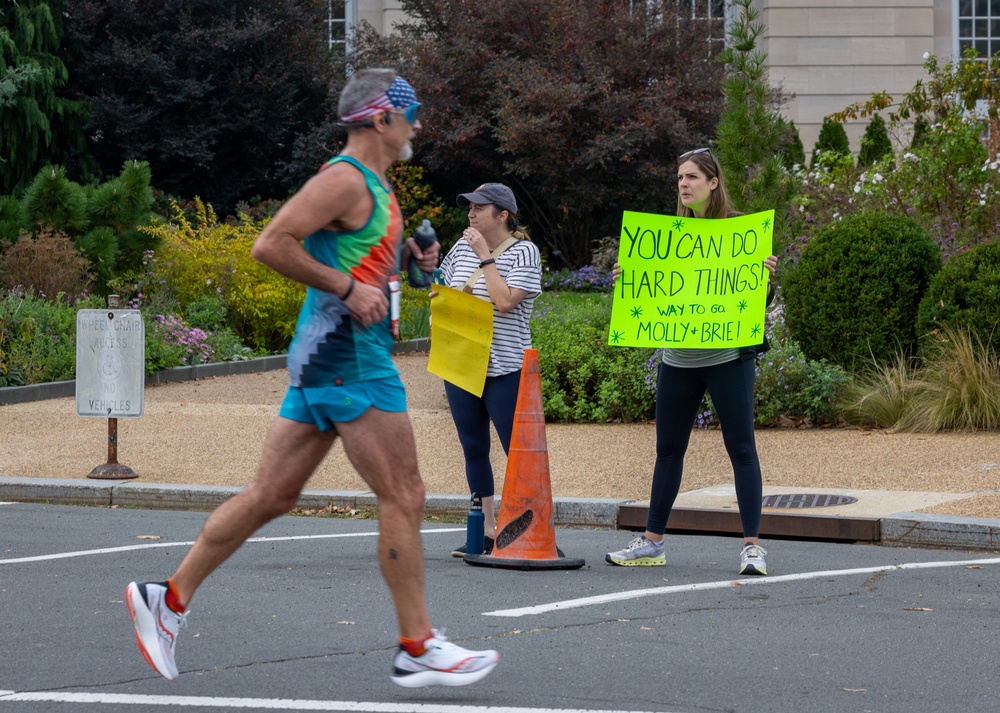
[170,418,336,606]
[335,407,431,639]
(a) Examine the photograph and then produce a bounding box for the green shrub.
[783,211,941,370]
[399,278,430,340]
[754,340,849,426]
[185,294,228,332]
[143,198,305,353]
[0,289,104,384]
[226,257,305,353]
[780,120,806,169]
[390,164,468,255]
[532,292,656,422]
[811,117,851,166]
[917,241,1000,355]
[858,114,893,167]
[143,199,250,308]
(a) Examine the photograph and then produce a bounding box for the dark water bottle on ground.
[466,493,485,556]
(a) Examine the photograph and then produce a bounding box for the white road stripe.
[0,690,671,712]
[483,556,1000,617]
[0,528,464,565]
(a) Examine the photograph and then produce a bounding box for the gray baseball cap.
[456,183,517,214]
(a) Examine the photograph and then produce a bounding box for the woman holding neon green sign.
[606,148,778,576]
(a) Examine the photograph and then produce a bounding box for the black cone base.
[464,553,585,570]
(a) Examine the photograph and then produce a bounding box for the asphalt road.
[2,502,999,713]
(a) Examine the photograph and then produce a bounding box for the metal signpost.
[76,296,144,479]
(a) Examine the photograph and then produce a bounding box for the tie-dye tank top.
[286,156,403,387]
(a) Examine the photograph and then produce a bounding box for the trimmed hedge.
[783,211,941,369]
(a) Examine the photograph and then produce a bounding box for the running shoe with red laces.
[125,581,187,680]
[390,629,499,687]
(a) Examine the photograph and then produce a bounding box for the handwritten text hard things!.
[608,210,774,349]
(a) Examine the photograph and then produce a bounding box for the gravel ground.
[2,352,999,517]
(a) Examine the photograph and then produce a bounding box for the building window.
[690,0,729,47]
[639,0,731,48]
[957,0,1000,57]
[327,0,354,53]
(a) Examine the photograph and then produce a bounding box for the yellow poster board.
[608,210,774,348]
[428,284,494,396]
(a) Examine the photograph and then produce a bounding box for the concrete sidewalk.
[2,349,999,552]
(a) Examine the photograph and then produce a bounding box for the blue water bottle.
[466,493,485,556]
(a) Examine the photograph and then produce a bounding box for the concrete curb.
[0,477,625,530]
[4,476,1000,550]
[881,511,1000,549]
[0,340,430,406]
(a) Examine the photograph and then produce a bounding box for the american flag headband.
[339,76,419,125]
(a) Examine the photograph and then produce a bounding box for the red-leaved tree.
[356,0,725,264]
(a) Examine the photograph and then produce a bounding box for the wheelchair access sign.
[76,309,144,418]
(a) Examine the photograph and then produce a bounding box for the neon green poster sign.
[608,209,774,349]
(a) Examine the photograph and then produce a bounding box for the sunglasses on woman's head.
[679,147,712,161]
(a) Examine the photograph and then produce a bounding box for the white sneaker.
[739,543,768,576]
[390,630,499,687]
[125,581,187,680]
[605,536,666,567]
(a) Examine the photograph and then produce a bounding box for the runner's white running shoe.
[125,581,187,680]
[739,543,768,576]
[390,630,499,687]
[605,535,666,566]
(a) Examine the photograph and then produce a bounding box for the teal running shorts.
[279,375,407,431]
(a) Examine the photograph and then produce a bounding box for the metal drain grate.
[761,493,858,509]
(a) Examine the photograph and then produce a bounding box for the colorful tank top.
[286,156,403,387]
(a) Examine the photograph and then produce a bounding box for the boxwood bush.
[783,211,941,370]
[917,241,1000,355]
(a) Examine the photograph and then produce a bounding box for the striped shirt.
[440,238,542,376]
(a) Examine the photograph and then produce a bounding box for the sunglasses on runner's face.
[391,103,421,125]
[678,147,712,161]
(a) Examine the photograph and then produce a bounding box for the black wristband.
[479,258,496,268]
[341,278,355,301]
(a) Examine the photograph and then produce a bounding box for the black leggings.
[646,357,762,538]
[443,370,521,498]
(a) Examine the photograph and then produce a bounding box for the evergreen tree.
[715,0,800,254]
[0,1,87,195]
[5,160,155,292]
[910,115,930,151]
[858,113,893,167]
[778,119,806,169]
[811,117,851,165]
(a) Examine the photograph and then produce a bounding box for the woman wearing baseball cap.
[433,183,542,556]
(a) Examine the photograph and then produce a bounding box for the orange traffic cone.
[464,349,585,570]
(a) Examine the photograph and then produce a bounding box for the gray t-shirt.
[660,347,740,368]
